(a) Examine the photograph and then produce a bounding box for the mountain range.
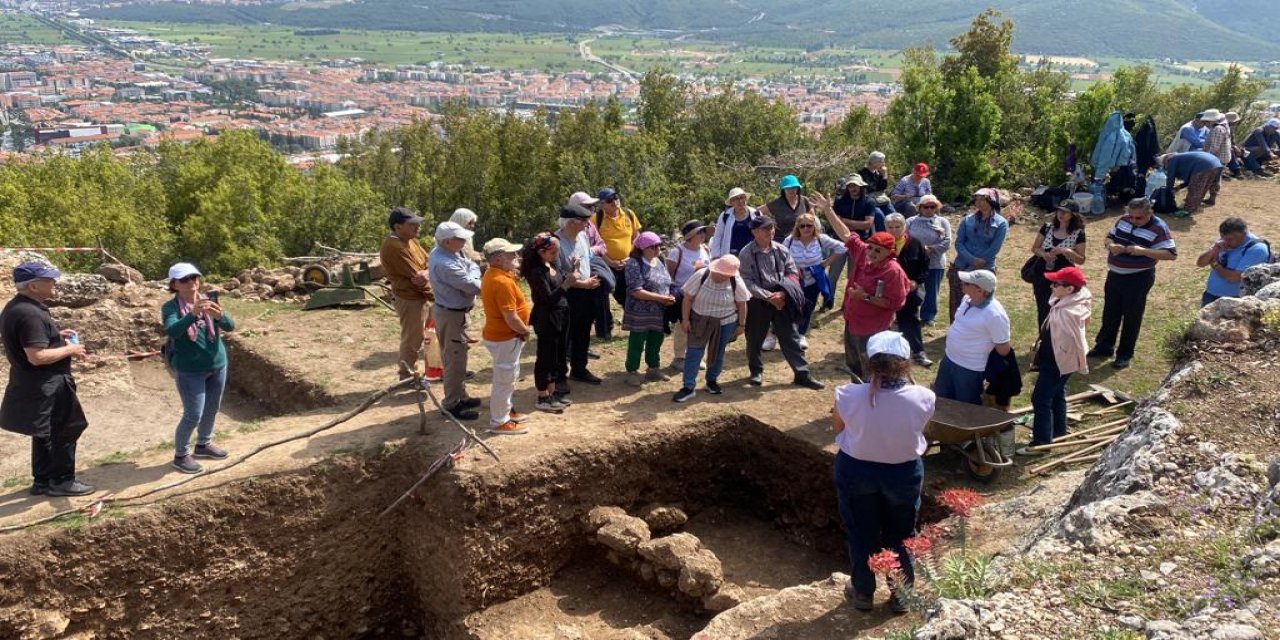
[83,0,1280,61]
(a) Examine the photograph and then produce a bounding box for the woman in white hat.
[831,330,935,613]
[162,262,235,474]
[709,187,760,258]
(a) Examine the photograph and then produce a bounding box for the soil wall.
[222,334,338,414]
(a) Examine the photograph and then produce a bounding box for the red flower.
[919,523,946,541]
[903,535,934,559]
[868,549,902,576]
[938,488,985,518]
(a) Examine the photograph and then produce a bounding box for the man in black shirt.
[1,262,94,497]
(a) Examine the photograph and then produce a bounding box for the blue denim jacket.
[954,212,1009,270]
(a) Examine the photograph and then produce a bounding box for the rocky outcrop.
[1239,263,1280,297]
[1190,296,1280,343]
[692,573,850,640]
[97,262,145,285]
[48,273,110,308]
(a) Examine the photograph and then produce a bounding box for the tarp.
[1090,111,1136,181]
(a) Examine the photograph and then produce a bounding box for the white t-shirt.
[944,295,1011,371]
[682,268,751,325]
[666,244,711,288]
[834,383,935,464]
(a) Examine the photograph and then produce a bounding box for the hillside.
[81,0,1280,60]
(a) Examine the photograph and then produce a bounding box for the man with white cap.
[709,187,761,258]
[381,206,434,380]
[932,269,1011,405]
[479,237,532,435]
[831,330,934,613]
[1,262,94,497]
[430,219,483,420]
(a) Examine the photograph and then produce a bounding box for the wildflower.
[903,535,935,559]
[868,549,902,576]
[919,523,946,541]
[938,488,985,518]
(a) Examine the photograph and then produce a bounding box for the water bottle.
[1146,169,1166,197]
[874,279,885,298]
[66,331,80,346]
[1089,179,1105,215]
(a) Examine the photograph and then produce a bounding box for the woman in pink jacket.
[1018,266,1092,455]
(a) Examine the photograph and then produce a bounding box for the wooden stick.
[1010,389,1105,415]
[1087,401,1134,417]
[1029,438,1114,475]
[1054,419,1129,441]
[1027,431,1122,451]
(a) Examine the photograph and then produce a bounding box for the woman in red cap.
[889,162,933,216]
[812,193,910,380]
[1018,266,1093,455]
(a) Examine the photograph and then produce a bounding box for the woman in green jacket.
[162,262,235,474]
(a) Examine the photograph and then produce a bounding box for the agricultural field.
[0,12,78,45]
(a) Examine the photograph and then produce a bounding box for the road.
[577,37,638,82]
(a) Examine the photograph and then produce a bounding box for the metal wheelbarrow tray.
[925,397,1016,483]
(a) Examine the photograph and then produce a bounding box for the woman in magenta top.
[813,193,909,381]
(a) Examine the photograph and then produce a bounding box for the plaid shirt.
[1204,123,1232,164]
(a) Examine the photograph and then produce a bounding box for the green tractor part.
[302,262,394,311]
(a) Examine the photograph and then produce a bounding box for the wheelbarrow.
[925,397,1016,483]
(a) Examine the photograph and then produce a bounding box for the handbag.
[1020,255,1045,284]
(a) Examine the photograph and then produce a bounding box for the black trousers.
[564,288,597,379]
[1032,276,1053,329]
[1094,269,1157,361]
[744,299,809,376]
[896,288,925,355]
[534,310,569,393]
[596,266,627,337]
[33,434,79,485]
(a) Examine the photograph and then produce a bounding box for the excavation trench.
[0,411,888,639]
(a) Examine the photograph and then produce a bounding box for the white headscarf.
[450,208,478,253]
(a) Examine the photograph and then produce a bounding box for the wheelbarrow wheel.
[301,264,332,287]
[964,457,1001,483]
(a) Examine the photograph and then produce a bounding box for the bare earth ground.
[1,178,1278,637]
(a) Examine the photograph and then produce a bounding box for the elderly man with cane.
[1,262,95,497]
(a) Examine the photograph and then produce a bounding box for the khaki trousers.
[434,305,471,409]
[394,296,430,375]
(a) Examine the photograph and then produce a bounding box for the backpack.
[1149,186,1177,214]
[594,208,640,236]
[1239,239,1279,265]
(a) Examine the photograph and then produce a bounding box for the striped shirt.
[683,268,752,325]
[891,175,932,199]
[1106,214,1177,274]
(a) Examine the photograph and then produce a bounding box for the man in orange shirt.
[480,238,533,435]
[378,207,434,378]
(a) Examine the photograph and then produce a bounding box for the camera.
[207,291,220,302]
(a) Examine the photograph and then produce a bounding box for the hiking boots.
[625,372,644,387]
[570,370,603,385]
[457,397,483,409]
[445,406,480,421]
[29,482,48,496]
[172,455,203,475]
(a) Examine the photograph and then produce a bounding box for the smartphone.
[207,291,220,302]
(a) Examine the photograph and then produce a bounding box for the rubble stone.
[1190,296,1280,344]
[97,263,144,284]
[1239,263,1280,297]
[693,573,850,639]
[637,532,701,571]
[595,515,651,554]
[584,506,627,534]
[915,599,984,640]
[701,584,745,613]
[676,549,724,597]
[639,504,688,533]
[49,273,110,308]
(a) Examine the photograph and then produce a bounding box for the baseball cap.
[435,221,474,242]
[559,203,593,219]
[1055,199,1082,214]
[1045,266,1087,289]
[958,269,998,293]
[749,216,776,230]
[12,262,62,283]
[913,162,930,177]
[388,206,423,228]
[482,238,521,256]
[1265,118,1280,130]
[167,262,202,281]
[597,187,619,202]
[866,331,911,360]
[568,191,600,208]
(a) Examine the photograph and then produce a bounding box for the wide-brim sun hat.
[681,220,708,239]
[709,255,740,277]
[633,231,663,250]
[725,187,751,205]
[1201,108,1226,122]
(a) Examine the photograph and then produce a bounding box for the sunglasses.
[1049,281,1071,288]
[920,204,939,210]
[797,224,815,229]
[531,233,558,251]
[178,275,200,283]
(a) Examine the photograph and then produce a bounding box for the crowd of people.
[1,143,1273,612]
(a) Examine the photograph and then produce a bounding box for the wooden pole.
[1029,438,1115,475]
[1010,389,1105,415]
[1026,431,1123,451]
[1053,418,1130,441]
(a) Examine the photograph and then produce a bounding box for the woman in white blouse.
[666,220,712,369]
[782,212,846,346]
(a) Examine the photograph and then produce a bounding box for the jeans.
[745,299,809,377]
[799,281,820,335]
[834,452,922,597]
[932,356,984,405]
[484,338,524,427]
[1094,269,1156,361]
[625,330,664,372]
[682,320,737,389]
[174,366,227,457]
[1030,354,1071,445]
[896,286,925,355]
[921,268,944,324]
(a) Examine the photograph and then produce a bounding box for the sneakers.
[645,368,670,382]
[509,411,529,424]
[748,372,764,386]
[488,421,528,435]
[762,335,778,351]
[587,350,602,360]
[625,372,644,387]
[669,357,685,370]
[458,397,483,409]
[570,371,603,385]
[536,397,566,413]
[553,392,573,406]
[1016,445,1048,457]
[172,455,203,474]
[911,352,934,367]
[793,373,825,390]
[46,479,96,497]
[673,387,696,403]
[705,380,723,395]
[193,443,229,460]
[797,334,809,350]
[445,406,480,421]
[29,482,48,496]
[1112,358,1132,370]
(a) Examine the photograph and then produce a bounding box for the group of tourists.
[2,142,1273,616]
[1160,109,1280,215]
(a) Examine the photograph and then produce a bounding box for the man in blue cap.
[1,262,95,497]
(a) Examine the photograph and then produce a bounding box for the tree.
[636,68,686,140]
